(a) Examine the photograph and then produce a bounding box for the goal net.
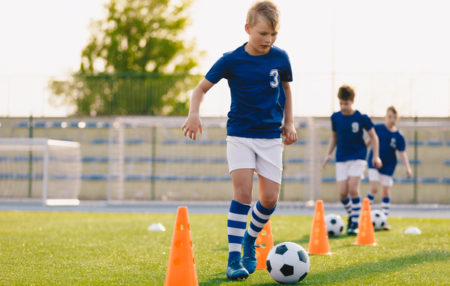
[0,138,81,205]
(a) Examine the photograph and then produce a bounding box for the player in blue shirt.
[323,85,382,235]
[366,106,412,230]
[182,1,297,280]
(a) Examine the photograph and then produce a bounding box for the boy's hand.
[181,114,202,140]
[406,167,412,178]
[372,156,383,169]
[323,155,331,169]
[282,123,297,145]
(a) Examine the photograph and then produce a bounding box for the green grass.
[0,211,449,285]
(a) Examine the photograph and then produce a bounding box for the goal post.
[0,138,82,205]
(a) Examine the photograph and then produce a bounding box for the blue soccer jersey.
[331,110,374,162]
[205,43,293,138]
[368,124,406,176]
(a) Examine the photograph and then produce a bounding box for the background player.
[323,85,382,235]
[366,106,412,230]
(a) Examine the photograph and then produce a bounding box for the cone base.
[352,242,377,246]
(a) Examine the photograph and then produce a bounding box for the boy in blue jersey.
[366,106,412,230]
[323,85,382,235]
[182,1,297,280]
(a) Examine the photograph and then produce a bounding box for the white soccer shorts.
[335,159,366,182]
[226,136,283,184]
[368,168,394,187]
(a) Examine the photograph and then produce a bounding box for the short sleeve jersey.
[368,124,406,176]
[205,43,293,138]
[331,110,374,162]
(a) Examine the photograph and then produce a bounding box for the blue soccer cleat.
[347,223,359,236]
[242,231,257,274]
[226,258,249,280]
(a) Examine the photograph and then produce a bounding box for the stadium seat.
[420,177,440,184]
[322,177,336,183]
[426,140,444,146]
[408,140,424,146]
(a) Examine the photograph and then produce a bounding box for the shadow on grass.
[241,250,450,286]
[274,234,310,246]
[274,233,349,246]
[199,271,228,285]
[308,250,449,284]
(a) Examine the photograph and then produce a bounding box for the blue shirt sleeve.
[397,132,406,151]
[205,54,230,84]
[331,114,336,132]
[362,114,374,131]
[279,52,293,82]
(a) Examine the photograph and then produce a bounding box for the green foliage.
[49,0,202,115]
[1,212,449,285]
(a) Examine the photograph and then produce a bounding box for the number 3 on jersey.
[269,69,279,88]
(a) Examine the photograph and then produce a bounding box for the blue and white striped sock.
[350,197,361,226]
[381,197,390,217]
[227,200,251,263]
[247,201,276,241]
[367,194,375,205]
[341,197,352,216]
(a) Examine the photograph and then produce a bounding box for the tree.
[49,0,202,116]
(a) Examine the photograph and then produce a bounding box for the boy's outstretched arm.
[399,151,413,178]
[281,82,297,145]
[368,128,383,169]
[182,79,214,140]
[323,131,337,169]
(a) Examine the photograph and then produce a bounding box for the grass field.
[0,211,449,285]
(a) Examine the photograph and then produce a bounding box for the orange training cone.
[354,198,376,245]
[256,220,274,270]
[308,200,331,254]
[165,206,198,286]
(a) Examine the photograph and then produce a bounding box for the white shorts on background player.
[226,136,283,184]
[335,159,366,182]
[368,168,393,187]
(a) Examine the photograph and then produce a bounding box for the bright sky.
[0,0,449,117]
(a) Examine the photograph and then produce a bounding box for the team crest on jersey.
[351,122,359,133]
[390,138,397,148]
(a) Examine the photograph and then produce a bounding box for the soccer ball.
[371,210,387,230]
[325,213,345,237]
[266,242,310,284]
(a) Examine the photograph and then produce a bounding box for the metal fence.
[0,116,448,204]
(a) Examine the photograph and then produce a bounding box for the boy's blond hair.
[337,85,355,101]
[386,105,398,116]
[247,1,280,31]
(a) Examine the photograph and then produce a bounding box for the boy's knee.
[339,192,348,201]
[259,196,278,209]
[234,189,252,204]
[348,189,359,197]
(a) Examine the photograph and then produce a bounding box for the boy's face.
[384,110,398,126]
[245,15,278,55]
[339,99,353,114]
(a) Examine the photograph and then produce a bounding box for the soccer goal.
[107,116,231,201]
[0,138,81,205]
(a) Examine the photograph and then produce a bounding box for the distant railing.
[1,116,449,203]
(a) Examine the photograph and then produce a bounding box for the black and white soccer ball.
[325,213,345,237]
[266,242,310,284]
[371,210,387,230]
